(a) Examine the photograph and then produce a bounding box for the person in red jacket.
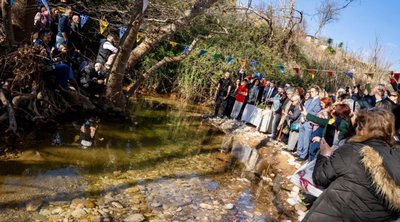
[231,79,248,119]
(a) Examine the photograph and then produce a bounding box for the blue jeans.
[297,122,312,158]
[54,63,74,89]
[308,127,324,161]
[56,35,66,49]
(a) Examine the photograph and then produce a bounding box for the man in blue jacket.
[297,86,321,160]
[56,6,72,49]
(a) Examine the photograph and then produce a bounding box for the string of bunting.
[164,42,375,80]
[30,0,395,83]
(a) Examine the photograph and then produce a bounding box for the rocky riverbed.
[0,98,309,222]
[0,149,284,222]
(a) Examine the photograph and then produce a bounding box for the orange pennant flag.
[240,59,246,68]
[293,67,300,75]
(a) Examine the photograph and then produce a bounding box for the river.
[0,97,275,222]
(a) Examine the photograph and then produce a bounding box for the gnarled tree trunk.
[105,0,145,111]
[125,0,218,71]
[1,0,15,47]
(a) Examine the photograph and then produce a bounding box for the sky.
[237,0,400,71]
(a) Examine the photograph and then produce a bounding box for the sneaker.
[296,156,307,161]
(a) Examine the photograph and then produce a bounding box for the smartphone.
[324,124,336,147]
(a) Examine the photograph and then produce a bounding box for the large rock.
[111,201,124,209]
[123,213,145,222]
[71,208,87,218]
[70,198,95,209]
[26,199,43,212]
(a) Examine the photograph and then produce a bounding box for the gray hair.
[286,87,295,94]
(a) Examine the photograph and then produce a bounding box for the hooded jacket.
[303,140,400,222]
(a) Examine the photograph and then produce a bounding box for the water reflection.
[0,96,224,181]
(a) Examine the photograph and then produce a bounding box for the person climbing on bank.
[56,6,73,50]
[34,31,80,91]
[79,117,102,148]
[96,34,118,70]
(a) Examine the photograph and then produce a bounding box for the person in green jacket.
[301,103,351,158]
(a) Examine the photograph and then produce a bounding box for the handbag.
[290,122,300,132]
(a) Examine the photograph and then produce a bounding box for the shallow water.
[0,97,272,221]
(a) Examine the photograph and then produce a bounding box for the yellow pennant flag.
[308,69,316,79]
[99,19,109,34]
[169,41,178,47]
[365,72,374,79]
[137,32,144,42]
[57,6,65,13]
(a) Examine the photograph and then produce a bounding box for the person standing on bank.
[224,79,239,118]
[231,79,248,119]
[303,108,400,222]
[214,71,233,117]
[297,86,321,161]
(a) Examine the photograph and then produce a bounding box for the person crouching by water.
[303,108,400,222]
[80,118,99,148]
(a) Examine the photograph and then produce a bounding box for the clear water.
[0,97,271,221]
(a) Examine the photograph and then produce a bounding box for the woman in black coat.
[303,108,400,222]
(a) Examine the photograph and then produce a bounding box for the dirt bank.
[205,116,309,221]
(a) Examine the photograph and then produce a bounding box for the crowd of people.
[215,69,400,221]
[31,4,118,98]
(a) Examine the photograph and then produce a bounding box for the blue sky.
[237,0,400,70]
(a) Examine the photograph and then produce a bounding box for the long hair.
[334,103,351,120]
[350,108,395,146]
[320,97,333,108]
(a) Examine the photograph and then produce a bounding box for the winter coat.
[303,140,400,222]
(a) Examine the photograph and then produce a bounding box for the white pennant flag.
[143,0,149,12]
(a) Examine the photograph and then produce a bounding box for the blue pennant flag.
[10,0,14,6]
[227,55,234,65]
[80,14,89,28]
[277,64,285,74]
[119,26,127,39]
[251,59,257,69]
[346,72,353,79]
[183,46,190,55]
[198,49,207,57]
